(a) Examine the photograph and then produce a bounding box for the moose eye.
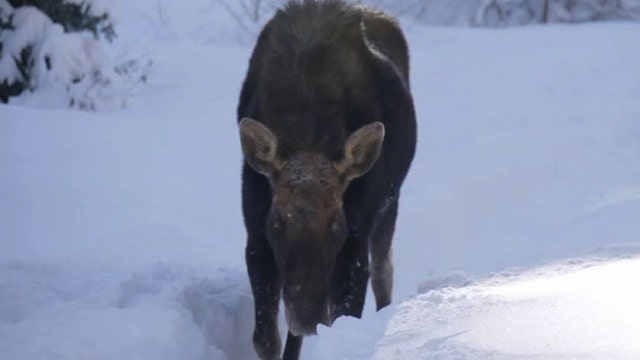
[329,214,346,235]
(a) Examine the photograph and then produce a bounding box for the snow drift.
[375,256,640,359]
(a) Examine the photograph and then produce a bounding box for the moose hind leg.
[246,241,282,360]
[370,197,399,311]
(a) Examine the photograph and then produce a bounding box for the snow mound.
[374,256,640,359]
[417,271,475,294]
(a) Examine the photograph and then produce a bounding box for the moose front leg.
[246,240,282,360]
[369,196,399,310]
[282,331,303,360]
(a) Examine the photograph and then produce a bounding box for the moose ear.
[239,118,281,177]
[336,122,385,181]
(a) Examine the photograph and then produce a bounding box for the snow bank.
[374,256,640,359]
[0,262,254,360]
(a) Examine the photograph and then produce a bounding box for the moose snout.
[283,282,332,336]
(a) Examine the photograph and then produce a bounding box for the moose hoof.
[374,290,391,311]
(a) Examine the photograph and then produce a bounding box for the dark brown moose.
[236,1,416,359]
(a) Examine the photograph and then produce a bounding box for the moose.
[236,1,416,359]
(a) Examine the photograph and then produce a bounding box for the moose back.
[236,1,416,359]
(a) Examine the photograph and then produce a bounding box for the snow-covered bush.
[371,0,640,26]
[0,0,151,109]
[474,0,640,26]
[219,0,640,32]
[8,0,115,40]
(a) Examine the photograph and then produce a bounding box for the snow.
[1,1,640,359]
[395,23,640,281]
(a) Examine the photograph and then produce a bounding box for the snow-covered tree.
[6,0,115,40]
[0,0,144,109]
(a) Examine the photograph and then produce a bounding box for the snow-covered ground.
[1,1,640,359]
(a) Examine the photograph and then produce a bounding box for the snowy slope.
[2,1,640,359]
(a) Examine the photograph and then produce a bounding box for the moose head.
[239,117,385,335]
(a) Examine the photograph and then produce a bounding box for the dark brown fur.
[237,1,416,359]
